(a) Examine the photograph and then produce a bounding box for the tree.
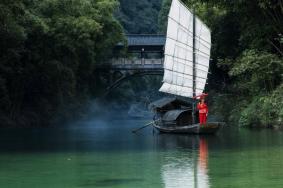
[0,0,124,126]
[116,0,162,34]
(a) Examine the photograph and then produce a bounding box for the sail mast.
[159,0,211,99]
[192,10,196,124]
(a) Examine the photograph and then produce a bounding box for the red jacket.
[197,102,208,114]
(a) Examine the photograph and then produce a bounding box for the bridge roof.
[126,34,165,46]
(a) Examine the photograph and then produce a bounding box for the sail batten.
[161,81,206,91]
[164,67,209,78]
[159,0,211,98]
[163,54,210,69]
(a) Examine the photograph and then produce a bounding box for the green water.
[1,118,283,188]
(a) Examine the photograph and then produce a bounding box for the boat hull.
[153,122,221,134]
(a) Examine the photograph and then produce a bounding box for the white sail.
[159,0,211,98]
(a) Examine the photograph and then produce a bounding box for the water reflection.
[2,119,283,188]
[197,138,209,188]
[160,136,210,188]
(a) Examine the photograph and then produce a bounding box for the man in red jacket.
[197,96,208,126]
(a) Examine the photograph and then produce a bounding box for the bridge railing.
[110,58,164,66]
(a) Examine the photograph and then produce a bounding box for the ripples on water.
[1,118,283,188]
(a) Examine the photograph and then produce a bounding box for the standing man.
[197,95,208,126]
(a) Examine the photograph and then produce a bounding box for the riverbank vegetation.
[1,0,282,128]
[159,0,283,127]
[0,0,124,126]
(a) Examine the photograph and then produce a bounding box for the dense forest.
[159,0,283,127]
[0,0,282,127]
[0,0,124,126]
[116,0,162,33]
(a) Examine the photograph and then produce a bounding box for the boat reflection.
[197,138,209,188]
[159,135,210,188]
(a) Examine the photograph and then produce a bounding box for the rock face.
[127,103,152,118]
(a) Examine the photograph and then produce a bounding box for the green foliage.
[238,85,283,127]
[0,0,124,126]
[228,50,283,94]
[157,0,171,33]
[214,1,283,127]
[238,97,263,127]
[116,0,162,34]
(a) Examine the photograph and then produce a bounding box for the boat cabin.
[149,97,194,126]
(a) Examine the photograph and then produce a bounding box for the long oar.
[132,120,156,133]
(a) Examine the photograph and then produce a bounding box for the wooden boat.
[154,122,221,134]
[150,97,221,134]
[150,0,223,134]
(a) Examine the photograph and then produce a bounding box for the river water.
[1,117,283,188]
